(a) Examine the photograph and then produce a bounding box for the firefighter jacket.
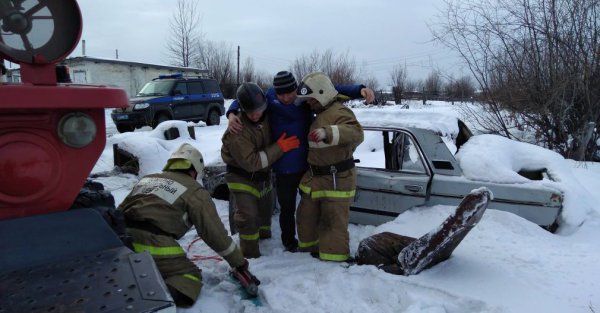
[221,113,284,197]
[300,100,364,200]
[119,171,244,268]
[227,85,367,175]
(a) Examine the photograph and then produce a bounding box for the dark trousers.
[275,172,304,248]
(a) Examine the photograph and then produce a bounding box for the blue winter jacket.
[228,84,366,174]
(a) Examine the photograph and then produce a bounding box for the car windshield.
[136,81,175,97]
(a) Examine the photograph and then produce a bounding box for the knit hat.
[273,71,298,95]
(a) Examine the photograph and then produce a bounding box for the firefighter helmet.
[236,82,267,113]
[296,72,338,106]
[163,143,204,174]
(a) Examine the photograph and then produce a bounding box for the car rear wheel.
[206,109,220,126]
[153,113,170,128]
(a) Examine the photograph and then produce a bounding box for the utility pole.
[237,45,240,88]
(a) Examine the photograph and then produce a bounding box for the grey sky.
[72,0,466,88]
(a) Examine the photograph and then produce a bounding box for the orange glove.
[277,132,300,152]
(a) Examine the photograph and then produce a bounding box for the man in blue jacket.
[227,71,374,251]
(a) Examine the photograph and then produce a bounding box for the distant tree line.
[164,0,477,103]
[165,0,599,161]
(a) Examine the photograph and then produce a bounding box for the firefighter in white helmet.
[119,143,252,307]
[295,72,364,262]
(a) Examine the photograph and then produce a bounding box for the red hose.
[186,236,224,262]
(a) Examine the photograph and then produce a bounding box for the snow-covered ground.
[94,100,600,313]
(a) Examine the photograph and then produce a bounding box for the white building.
[6,56,208,97]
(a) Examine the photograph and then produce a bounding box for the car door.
[170,81,192,119]
[351,128,431,225]
[188,80,208,119]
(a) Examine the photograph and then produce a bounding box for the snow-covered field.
[94,100,600,313]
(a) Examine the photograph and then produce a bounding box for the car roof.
[152,73,216,82]
[356,109,461,139]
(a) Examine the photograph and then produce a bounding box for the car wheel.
[153,113,170,128]
[206,109,220,126]
[116,124,134,133]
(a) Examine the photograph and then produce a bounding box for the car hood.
[112,96,159,113]
[129,96,160,104]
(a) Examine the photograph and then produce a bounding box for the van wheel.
[116,124,134,133]
[153,113,170,128]
[206,109,220,126]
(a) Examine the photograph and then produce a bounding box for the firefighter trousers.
[231,190,273,258]
[296,195,350,262]
[127,228,201,307]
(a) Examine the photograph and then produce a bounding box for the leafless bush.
[363,75,379,93]
[433,0,600,160]
[195,40,235,97]
[424,70,443,97]
[445,75,475,102]
[390,64,408,104]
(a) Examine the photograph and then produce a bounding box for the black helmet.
[236,82,267,113]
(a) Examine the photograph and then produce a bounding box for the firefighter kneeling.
[119,143,256,307]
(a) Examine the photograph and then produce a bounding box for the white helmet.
[163,143,204,174]
[296,72,338,106]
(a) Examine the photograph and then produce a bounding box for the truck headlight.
[134,102,150,110]
[57,113,97,148]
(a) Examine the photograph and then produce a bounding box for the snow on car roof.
[356,108,460,138]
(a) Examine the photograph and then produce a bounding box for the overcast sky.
[70,0,465,89]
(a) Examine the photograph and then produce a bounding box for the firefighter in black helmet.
[221,82,300,258]
[236,82,268,113]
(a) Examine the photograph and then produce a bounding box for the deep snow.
[93,100,600,313]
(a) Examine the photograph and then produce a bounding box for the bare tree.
[445,75,475,102]
[239,58,272,90]
[390,64,408,104]
[424,70,443,97]
[405,79,420,94]
[433,0,600,159]
[363,75,379,92]
[240,57,255,83]
[292,51,321,81]
[195,40,235,97]
[292,49,358,84]
[165,0,201,67]
[254,70,272,90]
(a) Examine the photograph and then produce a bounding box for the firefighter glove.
[277,132,300,152]
[309,128,326,142]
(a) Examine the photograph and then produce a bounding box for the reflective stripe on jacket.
[221,113,283,174]
[300,101,363,199]
[119,171,244,267]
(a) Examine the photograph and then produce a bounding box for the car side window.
[173,82,187,96]
[202,80,220,93]
[187,81,204,94]
[393,133,426,174]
